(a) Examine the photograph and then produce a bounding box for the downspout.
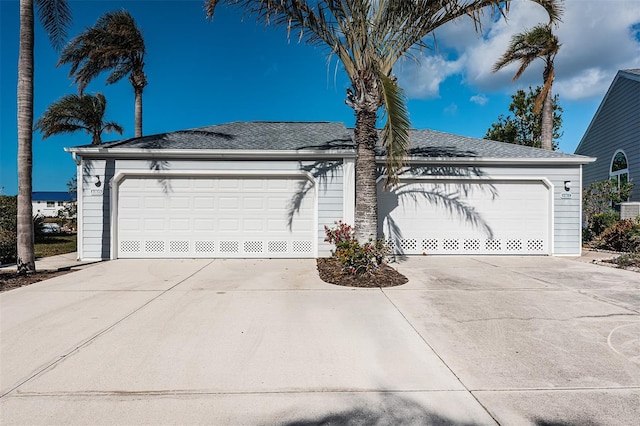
[71,152,83,261]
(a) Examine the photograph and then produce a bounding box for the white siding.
[79,158,345,259]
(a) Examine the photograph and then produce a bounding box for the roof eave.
[382,156,596,165]
[64,147,357,159]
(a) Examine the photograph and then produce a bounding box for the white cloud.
[470,94,489,105]
[444,103,458,115]
[400,0,640,102]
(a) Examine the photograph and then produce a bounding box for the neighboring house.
[32,191,76,218]
[66,121,593,261]
[575,69,640,202]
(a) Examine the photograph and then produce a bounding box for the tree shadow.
[272,392,486,426]
[534,419,601,426]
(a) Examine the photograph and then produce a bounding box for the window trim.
[609,149,630,199]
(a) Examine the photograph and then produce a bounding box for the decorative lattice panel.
[442,239,459,251]
[169,241,189,253]
[386,239,397,251]
[219,241,239,253]
[527,239,544,252]
[195,241,215,253]
[120,240,140,253]
[399,239,417,251]
[268,241,288,253]
[506,239,522,251]
[292,240,313,253]
[486,240,501,251]
[244,241,263,253]
[421,239,438,251]
[464,239,480,251]
[145,241,165,253]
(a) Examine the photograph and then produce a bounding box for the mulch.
[317,257,408,288]
[0,270,71,293]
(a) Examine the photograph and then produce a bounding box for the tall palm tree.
[493,23,561,151]
[206,0,562,241]
[17,0,71,273]
[58,10,146,137]
[35,93,124,145]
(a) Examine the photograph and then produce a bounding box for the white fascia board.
[377,156,597,166]
[65,147,356,160]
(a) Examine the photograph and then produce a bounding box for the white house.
[32,191,76,218]
[66,122,594,261]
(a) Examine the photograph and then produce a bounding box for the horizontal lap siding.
[575,75,640,201]
[79,158,345,259]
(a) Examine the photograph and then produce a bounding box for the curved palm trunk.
[134,86,142,137]
[17,0,35,273]
[353,109,379,242]
[540,85,554,150]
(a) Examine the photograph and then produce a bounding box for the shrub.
[324,221,389,275]
[0,229,17,264]
[595,218,640,253]
[587,210,619,240]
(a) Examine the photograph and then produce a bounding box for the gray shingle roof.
[100,122,355,151]
[83,121,587,160]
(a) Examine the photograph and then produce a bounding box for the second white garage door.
[116,175,315,258]
[378,179,551,255]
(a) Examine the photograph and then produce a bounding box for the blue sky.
[1,0,639,195]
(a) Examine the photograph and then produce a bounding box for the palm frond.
[380,73,410,189]
[533,66,554,114]
[35,0,71,50]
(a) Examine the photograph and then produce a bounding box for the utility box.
[620,202,640,220]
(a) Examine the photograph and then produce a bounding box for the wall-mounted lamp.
[564,181,572,192]
[93,175,102,188]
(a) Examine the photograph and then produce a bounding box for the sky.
[1,0,639,195]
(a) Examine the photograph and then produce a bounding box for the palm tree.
[35,93,124,145]
[58,10,146,137]
[206,0,562,241]
[493,22,562,151]
[17,0,71,273]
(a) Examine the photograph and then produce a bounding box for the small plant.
[324,221,389,275]
[595,218,640,253]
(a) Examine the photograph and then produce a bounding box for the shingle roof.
[32,192,76,202]
[77,121,588,161]
[99,122,355,151]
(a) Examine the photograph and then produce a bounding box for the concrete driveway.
[1,256,638,425]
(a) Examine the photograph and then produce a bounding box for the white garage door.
[378,179,550,255]
[116,176,315,258]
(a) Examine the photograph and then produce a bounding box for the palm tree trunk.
[541,86,553,150]
[353,109,378,242]
[134,86,142,137]
[17,0,36,273]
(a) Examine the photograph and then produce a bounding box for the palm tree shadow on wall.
[379,163,498,259]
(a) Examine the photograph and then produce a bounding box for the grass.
[34,234,77,258]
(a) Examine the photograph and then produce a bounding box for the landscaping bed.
[0,270,71,292]
[317,257,408,287]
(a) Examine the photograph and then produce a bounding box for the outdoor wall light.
[93,175,102,188]
[564,181,572,191]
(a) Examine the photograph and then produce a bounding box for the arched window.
[610,150,629,195]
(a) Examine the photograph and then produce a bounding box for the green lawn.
[35,234,77,258]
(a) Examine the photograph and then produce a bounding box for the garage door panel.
[379,180,549,255]
[118,176,315,258]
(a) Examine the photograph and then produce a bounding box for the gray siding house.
[66,122,593,260]
[575,69,640,201]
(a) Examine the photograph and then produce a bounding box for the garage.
[115,174,316,259]
[378,179,551,255]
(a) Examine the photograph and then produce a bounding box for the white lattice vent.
[268,241,287,253]
[145,240,165,253]
[506,239,522,251]
[292,240,313,253]
[386,239,397,251]
[170,241,189,253]
[443,239,459,251]
[120,240,140,252]
[220,241,239,253]
[421,239,438,251]
[399,239,417,251]
[486,239,501,251]
[195,241,215,253]
[464,239,480,251]
[244,241,263,253]
[527,239,544,251]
